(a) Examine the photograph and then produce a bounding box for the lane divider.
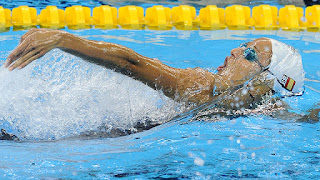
[92,5,117,29]
[145,5,172,30]
[279,5,305,30]
[252,5,278,30]
[0,6,11,30]
[0,4,319,31]
[39,6,65,29]
[197,5,226,30]
[118,6,144,29]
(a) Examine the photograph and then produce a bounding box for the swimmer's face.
[217,38,272,85]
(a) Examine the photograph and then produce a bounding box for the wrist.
[56,30,72,49]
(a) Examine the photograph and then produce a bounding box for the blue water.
[0,1,320,180]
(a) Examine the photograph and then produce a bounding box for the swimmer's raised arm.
[5,29,305,107]
[5,29,215,103]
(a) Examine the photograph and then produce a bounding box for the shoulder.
[176,67,215,104]
[178,67,215,85]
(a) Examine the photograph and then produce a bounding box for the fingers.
[18,51,46,69]
[5,41,30,68]
[8,48,47,71]
[5,28,56,70]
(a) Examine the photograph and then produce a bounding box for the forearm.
[57,32,140,72]
[57,32,181,99]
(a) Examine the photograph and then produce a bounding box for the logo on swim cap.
[280,74,296,91]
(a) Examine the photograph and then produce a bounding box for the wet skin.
[5,29,273,105]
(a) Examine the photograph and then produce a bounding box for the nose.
[230,47,242,57]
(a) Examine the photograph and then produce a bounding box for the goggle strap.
[255,60,264,70]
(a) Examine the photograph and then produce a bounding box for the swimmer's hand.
[5,28,65,70]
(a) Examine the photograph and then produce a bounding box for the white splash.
[0,49,182,140]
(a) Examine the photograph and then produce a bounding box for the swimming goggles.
[239,42,264,70]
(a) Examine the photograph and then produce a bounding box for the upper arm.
[131,60,215,104]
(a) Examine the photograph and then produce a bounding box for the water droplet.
[237,167,242,176]
[241,88,248,95]
[201,152,206,158]
[194,157,205,166]
[264,46,271,52]
[188,152,194,158]
[240,144,245,149]
[276,100,283,106]
[300,17,307,23]
[207,140,214,144]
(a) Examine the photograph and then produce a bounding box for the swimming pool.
[1,1,320,179]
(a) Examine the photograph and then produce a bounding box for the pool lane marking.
[305,78,320,83]
[305,85,320,93]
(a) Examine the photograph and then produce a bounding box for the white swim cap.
[267,38,305,96]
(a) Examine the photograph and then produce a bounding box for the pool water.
[1,2,320,180]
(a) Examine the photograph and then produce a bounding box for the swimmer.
[4,29,305,109]
[3,29,319,140]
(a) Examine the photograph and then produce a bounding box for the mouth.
[217,56,229,71]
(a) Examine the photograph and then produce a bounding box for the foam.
[0,49,182,140]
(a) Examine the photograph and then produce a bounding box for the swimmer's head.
[217,38,304,96]
[217,37,272,85]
